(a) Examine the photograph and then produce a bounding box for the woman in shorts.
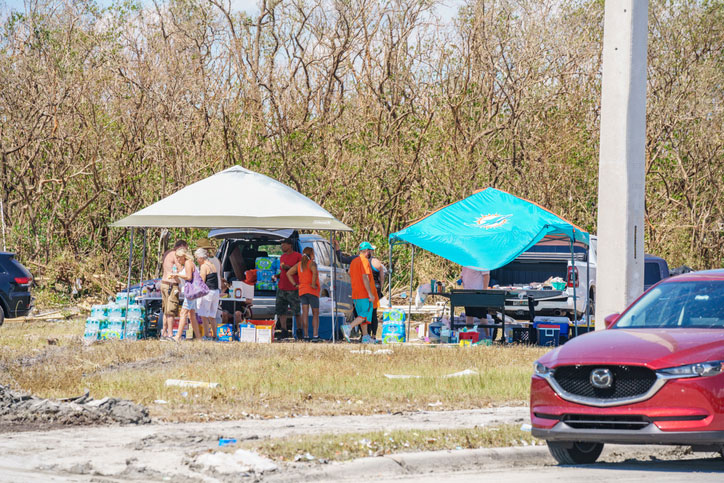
[172,248,202,342]
[195,247,220,340]
[286,247,320,340]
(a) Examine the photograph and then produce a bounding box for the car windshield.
[615,281,724,329]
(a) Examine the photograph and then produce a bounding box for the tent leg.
[407,245,415,343]
[139,229,147,290]
[126,228,134,330]
[330,231,337,343]
[570,234,577,337]
[586,245,591,333]
[388,242,393,304]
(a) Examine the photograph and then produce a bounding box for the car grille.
[561,414,651,430]
[553,365,657,399]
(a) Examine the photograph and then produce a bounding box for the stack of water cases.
[255,257,279,291]
[84,291,146,341]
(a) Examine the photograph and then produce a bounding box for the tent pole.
[139,229,147,290]
[330,231,337,343]
[126,228,134,330]
[586,244,591,333]
[388,241,393,304]
[407,245,415,343]
[570,233,577,338]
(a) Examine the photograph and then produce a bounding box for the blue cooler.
[536,324,561,347]
[533,317,570,338]
[317,314,345,341]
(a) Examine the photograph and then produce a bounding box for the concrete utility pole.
[595,1,649,329]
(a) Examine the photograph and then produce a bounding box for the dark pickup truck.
[644,254,670,291]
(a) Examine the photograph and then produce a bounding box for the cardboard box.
[240,324,256,343]
[217,323,234,342]
[256,326,273,343]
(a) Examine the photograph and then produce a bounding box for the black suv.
[0,252,33,325]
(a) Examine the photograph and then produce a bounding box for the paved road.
[371,458,724,483]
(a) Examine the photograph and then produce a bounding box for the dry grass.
[0,318,547,422]
[240,424,539,462]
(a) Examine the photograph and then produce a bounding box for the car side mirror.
[604,313,620,329]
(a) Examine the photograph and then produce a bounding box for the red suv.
[530,270,724,464]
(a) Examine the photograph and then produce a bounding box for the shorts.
[299,293,319,309]
[161,283,180,317]
[353,298,373,324]
[197,289,220,317]
[182,296,197,311]
[275,289,300,316]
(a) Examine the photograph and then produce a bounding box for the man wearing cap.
[342,242,376,343]
[160,240,187,339]
[275,238,302,339]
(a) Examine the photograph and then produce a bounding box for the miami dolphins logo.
[473,213,512,229]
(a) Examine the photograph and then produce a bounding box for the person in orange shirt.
[286,247,320,341]
[342,242,376,343]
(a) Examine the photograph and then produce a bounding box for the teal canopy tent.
[389,187,589,271]
[388,188,591,335]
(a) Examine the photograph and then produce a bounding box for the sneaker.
[341,324,352,342]
[361,335,373,344]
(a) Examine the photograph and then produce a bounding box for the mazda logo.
[590,368,613,389]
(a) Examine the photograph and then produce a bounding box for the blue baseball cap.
[358,241,376,251]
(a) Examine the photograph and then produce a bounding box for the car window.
[257,244,283,257]
[315,241,331,267]
[615,281,724,329]
[644,261,662,286]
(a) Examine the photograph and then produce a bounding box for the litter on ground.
[383,369,479,380]
[165,379,220,388]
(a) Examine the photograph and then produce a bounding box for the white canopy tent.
[111,166,352,231]
[111,166,351,342]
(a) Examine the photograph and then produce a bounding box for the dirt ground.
[0,406,529,482]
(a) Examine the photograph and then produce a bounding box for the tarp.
[389,188,589,271]
[111,166,351,231]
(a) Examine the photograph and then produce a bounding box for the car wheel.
[547,441,604,465]
[0,304,4,327]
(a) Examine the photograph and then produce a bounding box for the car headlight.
[534,362,554,376]
[657,361,724,379]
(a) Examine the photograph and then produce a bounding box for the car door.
[312,239,353,317]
